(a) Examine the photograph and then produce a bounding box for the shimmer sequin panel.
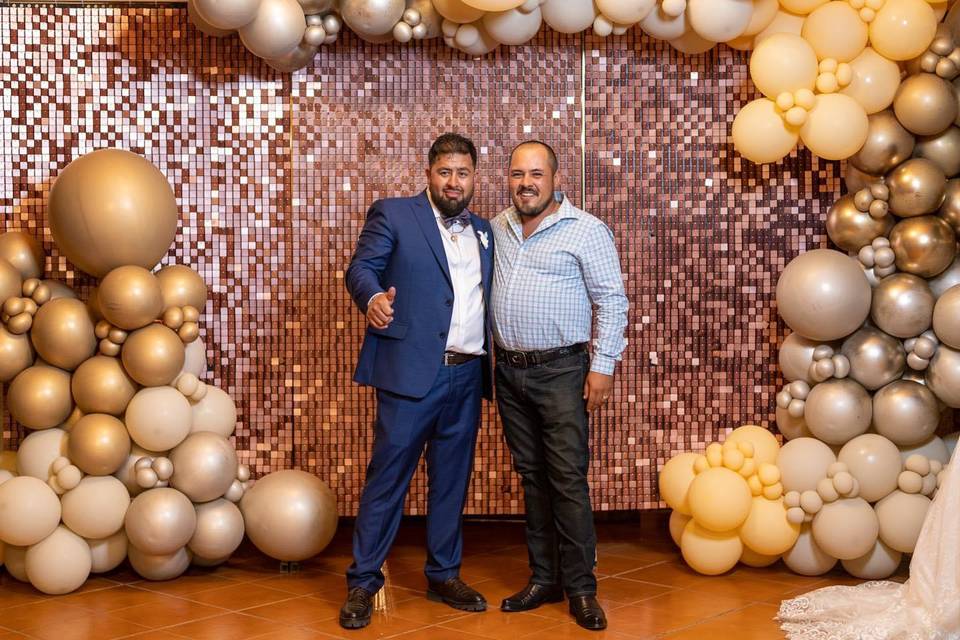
[0,6,295,476]
[584,34,841,509]
[290,31,583,515]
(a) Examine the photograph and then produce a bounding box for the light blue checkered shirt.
[491,196,628,375]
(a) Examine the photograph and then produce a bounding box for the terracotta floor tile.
[519,621,641,639]
[59,585,176,613]
[379,596,477,625]
[251,571,346,596]
[250,629,340,640]
[390,625,492,639]
[183,582,297,610]
[438,610,559,637]
[134,572,240,596]
[164,612,297,640]
[119,631,193,640]
[708,603,782,630]
[309,584,421,608]
[22,613,151,640]
[0,599,94,631]
[110,597,227,628]
[0,631,34,640]
[615,562,706,589]
[67,577,124,594]
[631,588,750,619]
[661,619,785,640]
[594,577,675,604]
[0,579,46,609]
[683,574,807,601]
[242,595,342,625]
[596,553,666,577]
[602,603,704,637]
[305,612,423,639]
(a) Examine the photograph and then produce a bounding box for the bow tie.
[440,211,471,231]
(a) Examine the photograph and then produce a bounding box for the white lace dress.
[778,445,960,640]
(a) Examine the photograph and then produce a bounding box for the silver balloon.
[927,344,960,407]
[780,333,833,384]
[124,488,197,555]
[804,378,873,446]
[188,499,245,560]
[871,273,935,338]
[169,432,238,503]
[872,380,940,445]
[841,327,907,391]
[915,126,960,177]
[128,545,191,581]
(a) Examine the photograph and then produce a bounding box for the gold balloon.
[848,110,916,175]
[916,126,960,177]
[841,48,902,115]
[0,232,44,280]
[156,265,207,311]
[67,414,131,476]
[886,158,947,217]
[826,194,894,252]
[48,149,178,278]
[30,298,97,371]
[122,324,186,387]
[0,258,22,304]
[846,164,883,193]
[0,326,34,383]
[7,364,74,430]
[894,73,959,136]
[872,273,935,338]
[71,355,138,415]
[938,179,960,234]
[99,266,164,330]
[870,0,937,61]
[890,216,957,277]
[43,280,76,301]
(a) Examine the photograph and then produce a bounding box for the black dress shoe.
[339,587,374,629]
[426,577,487,611]
[569,594,607,630]
[501,583,564,612]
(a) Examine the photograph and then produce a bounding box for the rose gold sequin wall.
[0,6,841,513]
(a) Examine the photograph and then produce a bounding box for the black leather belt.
[495,343,587,369]
[443,351,481,366]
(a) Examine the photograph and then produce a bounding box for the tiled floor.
[0,515,907,639]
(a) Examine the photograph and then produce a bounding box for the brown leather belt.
[443,351,481,366]
[495,343,587,369]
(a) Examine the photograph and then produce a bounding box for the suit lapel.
[412,191,452,289]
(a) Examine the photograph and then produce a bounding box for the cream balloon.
[669,27,716,54]
[668,510,691,546]
[169,432,238,503]
[740,546,780,567]
[3,545,28,582]
[811,497,879,559]
[88,530,128,573]
[15,427,67,481]
[641,3,686,39]
[0,476,61,546]
[180,337,208,378]
[239,0,306,59]
[726,424,780,465]
[838,433,902,502]
[61,476,130,540]
[680,520,742,575]
[749,33,817,100]
[738,497,800,555]
[687,0,752,42]
[188,499,245,560]
[434,0,486,22]
[731,98,799,164]
[482,6,542,44]
[194,0,260,29]
[778,0,827,13]
[800,93,869,161]
[783,524,837,575]
[125,386,192,451]
[189,386,237,437]
[841,48,903,115]
[687,467,752,532]
[841,539,902,579]
[870,0,937,61]
[462,0,524,9]
[128,545,191,581]
[742,0,778,35]
[25,525,91,595]
[801,1,867,61]
[778,437,837,493]
[658,452,698,514]
[124,488,197,555]
[875,490,931,552]
[595,0,656,24]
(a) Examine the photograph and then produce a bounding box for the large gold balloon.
[125,488,197,555]
[870,0,937,61]
[0,258,22,304]
[894,73,959,136]
[48,149,178,278]
[99,266,164,330]
[804,378,872,445]
[169,432,238,503]
[67,414,131,476]
[841,327,906,391]
[800,94,870,160]
[0,326,34,383]
[72,355,137,416]
[871,273,935,337]
[238,0,307,59]
[826,194,894,252]
[848,110,916,176]
[43,280,76,301]
[7,364,73,430]
[0,232,44,279]
[916,126,960,178]
[801,1,867,62]
[240,470,338,561]
[156,264,207,312]
[889,216,956,277]
[732,98,800,164]
[886,158,947,217]
[122,324,186,387]
[29,298,97,371]
[938,179,960,234]
[933,284,960,348]
[927,344,960,406]
[841,48,902,115]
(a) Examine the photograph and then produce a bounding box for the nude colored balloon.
[800,93,869,161]
[15,428,67,481]
[341,0,405,36]
[840,48,902,115]
[128,545,191,581]
[30,298,97,371]
[595,0,655,25]
[0,326,34,383]
[88,530,128,573]
[25,525,91,595]
[841,327,906,391]
[71,355,137,416]
[61,476,130,540]
[241,470,338,561]
[927,345,960,406]
[779,333,829,383]
[99,266,164,330]
[687,0,752,42]
[849,110,916,176]
[658,452,699,514]
[0,476,61,546]
[125,386,192,452]
[169,432,238,503]
[802,1,867,62]
[125,488,197,555]
[68,414,131,476]
[841,539,902,579]
[778,437,837,493]
[434,0,486,23]
[732,98,799,164]
[838,433,902,502]
[890,217,956,278]
[871,273,935,338]
[870,0,937,61]
[811,497,879,559]
[0,231,44,279]
[194,0,260,29]
[239,0,306,59]
[189,499,245,560]
[783,523,837,575]
[180,337,208,379]
[48,149,178,278]
[7,364,73,430]
[3,545,28,582]
[190,386,237,437]
[483,6,542,45]
[894,73,959,137]
[187,0,233,36]
[776,249,871,341]
[680,520,742,575]
[641,4,686,39]
[875,490,930,552]
[749,33,817,99]
[122,324,185,387]
[114,444,166,497]
[669,27,716,54]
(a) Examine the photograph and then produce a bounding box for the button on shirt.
[491,196,628,375]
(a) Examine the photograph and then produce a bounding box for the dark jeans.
[495,350,597,596]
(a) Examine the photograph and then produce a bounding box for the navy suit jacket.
[345,191,494,400]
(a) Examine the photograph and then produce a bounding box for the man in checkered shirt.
[492,140,628,632]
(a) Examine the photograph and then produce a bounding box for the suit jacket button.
[445,299,452,307]
[439,332,446,338]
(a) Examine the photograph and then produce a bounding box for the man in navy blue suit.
[340,133,493,630]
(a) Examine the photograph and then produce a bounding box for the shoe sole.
[339,616,371,629]
[426,590,487,611]
[500,595,565,612]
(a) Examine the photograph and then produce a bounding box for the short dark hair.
[510,140,558,173]
[429,133,478,168]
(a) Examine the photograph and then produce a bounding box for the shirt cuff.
[590,354,616,376]
[366,291,385,309]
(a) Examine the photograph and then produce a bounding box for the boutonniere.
[478,230,489,249]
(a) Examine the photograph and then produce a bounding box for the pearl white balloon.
[189,499,245,560]
[239,0,306,60]
[15,427,67,481]
[88,530,128,573]
[61,476,131,540]
[483,6,542,45]
[128,545,192,581]
[25,526,92,595]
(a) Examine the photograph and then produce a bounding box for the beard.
[430,184,473,218]
[513,187,553,218]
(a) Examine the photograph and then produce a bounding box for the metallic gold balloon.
[266,43,319,73]
[889,216,957,277]
[124,488,197,555]
[0,326,34,383]
[846,164,883,194]
[826,194,894,252]
[68,413,131,476]
[849,110,916,175]
[804,378,873,445]
[341,0,405,36]
[937,178,960,235]
[48,149,178,278]
[893,73,959,136]
[99,266,164,330]
[886,158,947,217]
[29,298,97,371]
[927,344,960,406]
[43,280,76,301]
[86,286,104,321]
[872,380,939,445]
[169,432,238,503]
[240,470,338,561]
[7,364,73,430]
[915,126,960,177]
[0,258,22,304]
[188,498,245,560]
[406,0,443,38]
[841,326,906,390]
[933,284,960,348]
[71,355,137,416]
[0,232,44,280]
[871,273,935,338]
[156,265,207,312]
[121,324,186,387]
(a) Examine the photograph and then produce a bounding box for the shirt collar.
[505,195,576,239]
